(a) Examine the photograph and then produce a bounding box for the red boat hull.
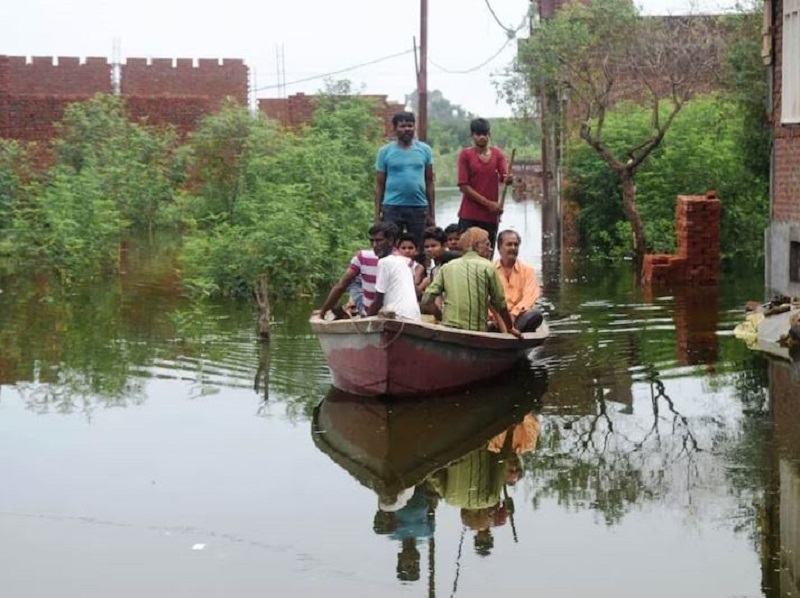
[310,316,548,397]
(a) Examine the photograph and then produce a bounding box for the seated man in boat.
[491,230,544,333]
[420,227,519,336]
[318,248,379,319]
[367,222,421,320]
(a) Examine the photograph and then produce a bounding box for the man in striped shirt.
[318,223,418,319]
[421,227,520,336]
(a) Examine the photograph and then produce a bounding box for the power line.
[429,37,514,74]
[483,0,522,36]
[253,48,414,93]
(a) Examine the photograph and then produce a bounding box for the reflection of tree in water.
[525,373,711,525]
[0,261,332,417]
[713,354,772,546]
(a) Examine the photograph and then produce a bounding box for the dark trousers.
[458,218,498,252]
[382,205,428,250]
[515,309,544,332]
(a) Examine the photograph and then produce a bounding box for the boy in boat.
[456,118,512,252]
[397,233,425,292]
[444,223,462,251]
[421,227,519,336]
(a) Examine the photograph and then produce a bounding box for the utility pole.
[418,0,428,142]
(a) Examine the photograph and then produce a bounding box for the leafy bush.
[566,96,768,261]
[179,89,380,300]
[1,95,184,279]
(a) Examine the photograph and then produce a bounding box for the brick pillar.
[642,190,721,285]
[676,191,721,284]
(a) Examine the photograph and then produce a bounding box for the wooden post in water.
[255,274,271,340]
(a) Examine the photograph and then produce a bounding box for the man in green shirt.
[421,227,520,336]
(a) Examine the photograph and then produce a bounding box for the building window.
[782,0,800,123]
[791,242,800,282]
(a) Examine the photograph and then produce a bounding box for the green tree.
[514,0,726,269]
[180,84,381,300]
[567,96,768,261]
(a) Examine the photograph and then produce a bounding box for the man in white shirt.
[367,223,422,321]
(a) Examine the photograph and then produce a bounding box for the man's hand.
[426,213,436,227]
[487,203,504,215]
[504,174,514,185]
[509,327,522,338]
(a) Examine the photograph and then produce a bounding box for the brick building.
[0,55,248,142]
[259,92,406,138]
[766,0,800,298]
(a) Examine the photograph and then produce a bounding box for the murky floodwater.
[1,191,798,598]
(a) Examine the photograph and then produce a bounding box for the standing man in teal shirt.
[375,112,435,252]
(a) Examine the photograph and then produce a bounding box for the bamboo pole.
[497,148,517,214]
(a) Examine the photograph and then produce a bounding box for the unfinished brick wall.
[126,96,215,135]
[121,58,247,106]
[642,191,721,285]
[0,55,249,143]
[3,55,111,95]
[3,94,91,142]
[260,92,405,138]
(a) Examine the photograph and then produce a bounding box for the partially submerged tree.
[515,0,726,267]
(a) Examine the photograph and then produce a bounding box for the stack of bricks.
[642,190,721,285]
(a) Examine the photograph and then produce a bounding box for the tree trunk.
[254,274,271,340]
[619,170,646,275]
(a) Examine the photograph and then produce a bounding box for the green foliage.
[567,96,768,261]
[1,95,184,280]
[0,139,39,255]
[179,87,380,299]
[719,7,771,181]
[518,0,637,100]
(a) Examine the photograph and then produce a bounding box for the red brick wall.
[121,58,247,106]
[3,94,88,142]
[260,93,405,138]
[0,55,249,143]
[772,0,800,223]
[126,96,215,135]
[3,55,111,95]
[642,192,721,285]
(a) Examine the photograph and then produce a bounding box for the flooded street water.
[1,191,798,597]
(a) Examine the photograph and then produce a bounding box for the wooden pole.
[418,0,428,142]
[255,274,271,340]
[498,148,517,213]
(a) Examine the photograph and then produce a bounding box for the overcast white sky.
[3,0,733,117]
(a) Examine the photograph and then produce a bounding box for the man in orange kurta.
[493,230,544,332]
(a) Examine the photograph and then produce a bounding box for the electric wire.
[253,48,414,92]
[483,0,524,36]
[429,37,515,74]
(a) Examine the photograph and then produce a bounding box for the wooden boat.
[311,375,546,497]
[309,314,549,397]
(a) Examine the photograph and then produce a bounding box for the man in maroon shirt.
[456,118,511,252]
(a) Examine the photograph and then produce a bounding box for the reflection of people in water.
[488,413,541,486]
[428,413,541,556]
[372,485,437,582]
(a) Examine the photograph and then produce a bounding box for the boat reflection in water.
[311,368,547,585]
